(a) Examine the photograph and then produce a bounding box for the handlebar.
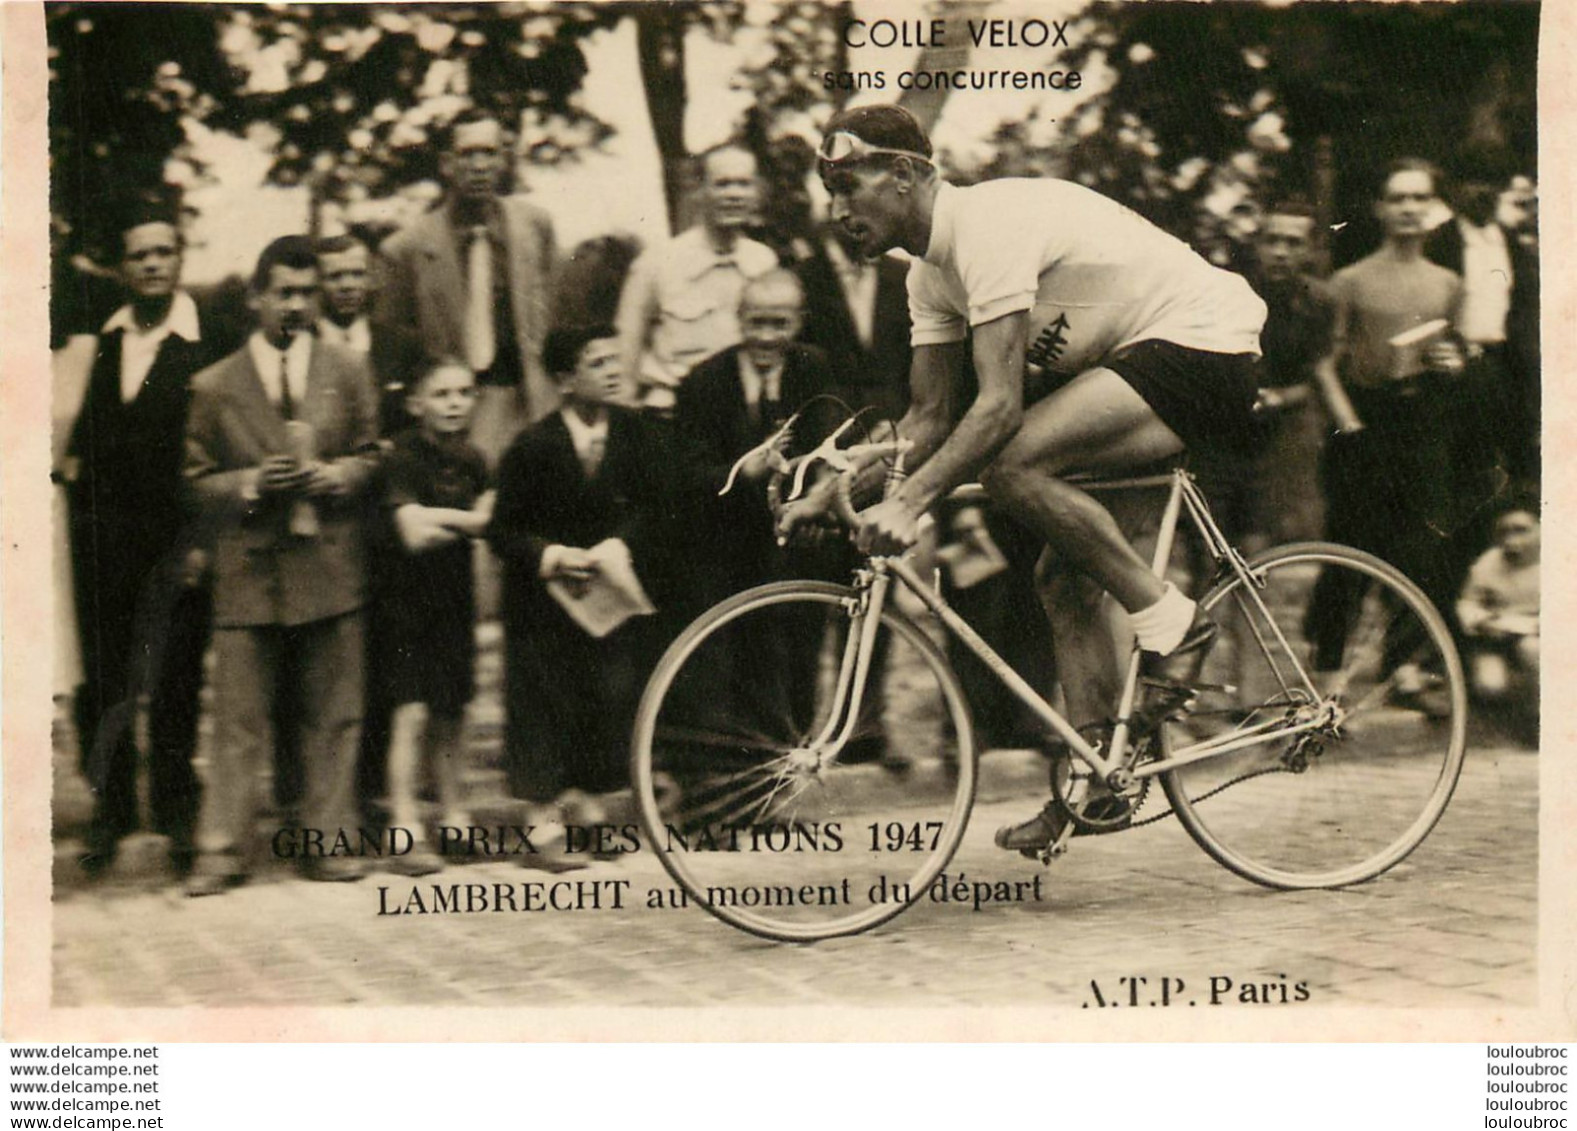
[716,407,920,547]
[767,436,912,546]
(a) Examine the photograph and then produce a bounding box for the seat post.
[1149,469,1188,577]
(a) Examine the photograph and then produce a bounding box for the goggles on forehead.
[817,131,933,172]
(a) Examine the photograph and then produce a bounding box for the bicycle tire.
[631,580,978,941]
[1161,542,1467,889]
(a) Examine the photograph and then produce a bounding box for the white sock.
[1130,582,1196,655]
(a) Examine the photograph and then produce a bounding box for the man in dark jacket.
[487,326,673,846]
[673,270,887,763]
[63,202,221,878]
[791,221,911,426]
[674,270,847,607]
[1425,149,1540,490]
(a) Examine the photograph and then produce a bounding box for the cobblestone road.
[52,737,1536,1009]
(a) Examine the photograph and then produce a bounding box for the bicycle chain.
[1119,707,1319,829]
[1124,764,1291,829]
[1059,716,1318,826]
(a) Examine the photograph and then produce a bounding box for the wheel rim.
[631,584,977,941]
[1161,546,1467,889]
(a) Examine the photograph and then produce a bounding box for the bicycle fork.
[803,565,893,761]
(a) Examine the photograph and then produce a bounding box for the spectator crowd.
[52,105,1539,898]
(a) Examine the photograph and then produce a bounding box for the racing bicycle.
[629,420,1467,942]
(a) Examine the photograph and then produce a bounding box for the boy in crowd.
[487,326,673,868]
[1457,502,1539,712]
[378,361,495,876]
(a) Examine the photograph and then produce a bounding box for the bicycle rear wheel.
[630,581,977,941]
[1161,542,1467,888]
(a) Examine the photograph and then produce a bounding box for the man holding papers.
[486,326,672,862]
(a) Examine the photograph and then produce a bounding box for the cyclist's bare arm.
[897,313,1027,508]
[886,338,968,469]
[854,312,1027,554]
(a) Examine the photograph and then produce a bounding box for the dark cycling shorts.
[1064,339,1261,456]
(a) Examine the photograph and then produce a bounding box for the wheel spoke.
[671,769,791,828]
[631,582,977,941]
[654,724,799,757]
[1166,545,1465,889]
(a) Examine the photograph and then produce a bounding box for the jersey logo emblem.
[1027,313,1072,368]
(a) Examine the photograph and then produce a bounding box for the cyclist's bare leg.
[981,368,1183,726]
[1031,489,1161,732]
[982,369,1181,610]
[984,369,1186,853]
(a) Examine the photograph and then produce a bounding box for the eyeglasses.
[817,131,932,173]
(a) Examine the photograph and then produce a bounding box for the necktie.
[278,349,295,420]
[465,225,497,374]
[761,372,781,429]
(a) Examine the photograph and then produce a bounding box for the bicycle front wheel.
[1162,543,1467,889]
[631,581,977,941]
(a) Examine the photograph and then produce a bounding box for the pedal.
[1034,841,1069,866]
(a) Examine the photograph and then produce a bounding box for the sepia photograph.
[5,0,1563,1037]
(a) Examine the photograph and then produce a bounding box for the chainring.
[1048,728,1157,834]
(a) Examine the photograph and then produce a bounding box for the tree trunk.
[829,3,854,112]
[635,4,690,234]
[898,0,991,133]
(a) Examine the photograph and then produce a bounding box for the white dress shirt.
[317,315,372,357]
[539,407,612,580]
[560,405,610,476]
[100,291,201,402]
[615,225,779,411]
[1455,219,1513,346]
[825,237,877,348]
[247,331,314,415]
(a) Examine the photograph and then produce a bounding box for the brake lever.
[719,413,800,497]
[787,416,861,501]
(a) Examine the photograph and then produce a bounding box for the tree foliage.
[49,1,866,259]
[960,1,1538,258]
[49,3,622,257]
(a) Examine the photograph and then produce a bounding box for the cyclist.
[779,104,1268,853]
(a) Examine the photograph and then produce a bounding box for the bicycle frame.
[825,468,1337,786]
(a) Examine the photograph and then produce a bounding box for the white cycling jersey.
[907,179,1266,373]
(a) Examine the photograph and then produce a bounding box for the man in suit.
[376,108,557,466]
[182,236,381,895]
[63,202,219,878]
[316,232,424,438]
[314,231,425,820]
[674,270,845,605]
[792,220,911,425]
[672,271,889,762]
[487,326,673,854]
[1425,149,1540,489]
